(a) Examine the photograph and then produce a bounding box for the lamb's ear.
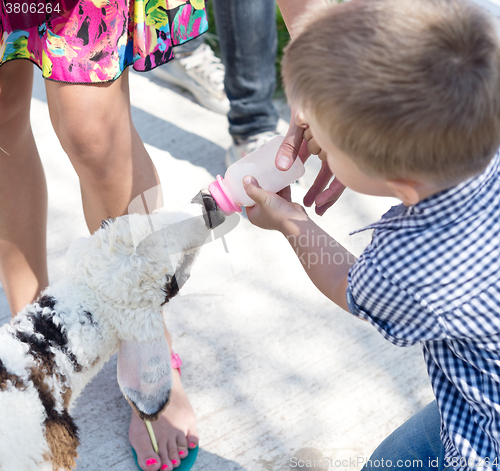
[117,337,172,421]
[135,215,210,259]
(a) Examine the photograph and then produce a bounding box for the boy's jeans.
[181,0,279,139]
[363,402,449,471]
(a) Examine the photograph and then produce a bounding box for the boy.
[242,0,500,469]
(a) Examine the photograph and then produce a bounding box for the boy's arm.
[244,177,355,311]
[282,217,353,311]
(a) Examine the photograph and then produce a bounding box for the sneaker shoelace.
[237,131,280,152]
[231,131,280,161]
[179,44,225,92]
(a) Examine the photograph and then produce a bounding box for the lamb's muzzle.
[191,189,226,230]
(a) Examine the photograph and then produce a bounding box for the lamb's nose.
[191,189,226,229]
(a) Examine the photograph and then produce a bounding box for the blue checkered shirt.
[346,153,500,470]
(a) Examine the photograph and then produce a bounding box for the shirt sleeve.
[347,250,448,346]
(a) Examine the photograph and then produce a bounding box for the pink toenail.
[172,460,177,464]
[161,466,168,470]
[179,451,185,455]
[190,443,196,447]
[146,458,157,467]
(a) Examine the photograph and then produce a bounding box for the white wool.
[0,201,219,470]
[0,387,50,471]
[63,204,209,343]
[0,331,30,379]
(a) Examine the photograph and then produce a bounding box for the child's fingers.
[303,161,333,207]
[243,176,270,205]
[277,185,292,202]
[303,127,313,142]
[298,139,311,163]
[308,139,322,157]
[314,178,346,216]
[315,177,346,208]
[315,199,337,216]
[277,109,307,170]
[303,128,322,156]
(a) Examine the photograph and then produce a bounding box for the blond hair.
[283,0,500,184]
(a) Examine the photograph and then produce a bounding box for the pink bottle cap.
[208,175,242,215]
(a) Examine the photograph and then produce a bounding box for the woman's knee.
[45,78,132,179]
[54,112,130,179]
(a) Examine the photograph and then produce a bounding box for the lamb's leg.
[129,330,199,471]
[118,337,172,421]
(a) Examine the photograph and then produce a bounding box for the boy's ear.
[386,179,421,206]
[295,110,308,128]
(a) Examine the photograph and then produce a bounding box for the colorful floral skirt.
[0,0,208,83]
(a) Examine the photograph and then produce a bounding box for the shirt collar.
[351,151,500,235]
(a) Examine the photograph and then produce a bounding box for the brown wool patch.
[44,418,79,470]
[0,367,25,392]
[29,367,53,405]
[15,329,58,377]
[28,368,79,470]
[90,356,101,368]
[62,385,72,409]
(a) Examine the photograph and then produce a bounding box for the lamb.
[0,190,225,471]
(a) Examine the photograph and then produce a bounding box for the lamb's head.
[65,190,225,420]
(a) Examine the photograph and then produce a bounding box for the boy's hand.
[243,176,309,232]
[274,109,346,216]
[300,119,346,216]
[304,163,346,216]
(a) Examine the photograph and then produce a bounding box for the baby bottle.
[208,136,305,215]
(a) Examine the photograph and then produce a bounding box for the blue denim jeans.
[180,0,279,139]
[362,402,449,471]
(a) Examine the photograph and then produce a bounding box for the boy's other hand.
[301,122,346,216]
[275,110,345,216]
[304,163,346,216]
[243,176,309,232]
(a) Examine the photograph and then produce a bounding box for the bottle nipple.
[208,175,242,215]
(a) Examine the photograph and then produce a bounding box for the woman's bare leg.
[45,71,159,231]
[45,71,199,471]
[0,61,48,317]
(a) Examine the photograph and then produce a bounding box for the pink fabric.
[0,0,208,83]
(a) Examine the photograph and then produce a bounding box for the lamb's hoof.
[118,337,173,422]
[126,387,172,422]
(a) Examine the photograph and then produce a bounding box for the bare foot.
[129,367,199,471]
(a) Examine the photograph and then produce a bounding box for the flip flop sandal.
[131,445,199,471]
[131,352,199,470]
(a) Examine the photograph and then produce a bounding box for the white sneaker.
[152,43,230,115]
[225,131,281,168]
